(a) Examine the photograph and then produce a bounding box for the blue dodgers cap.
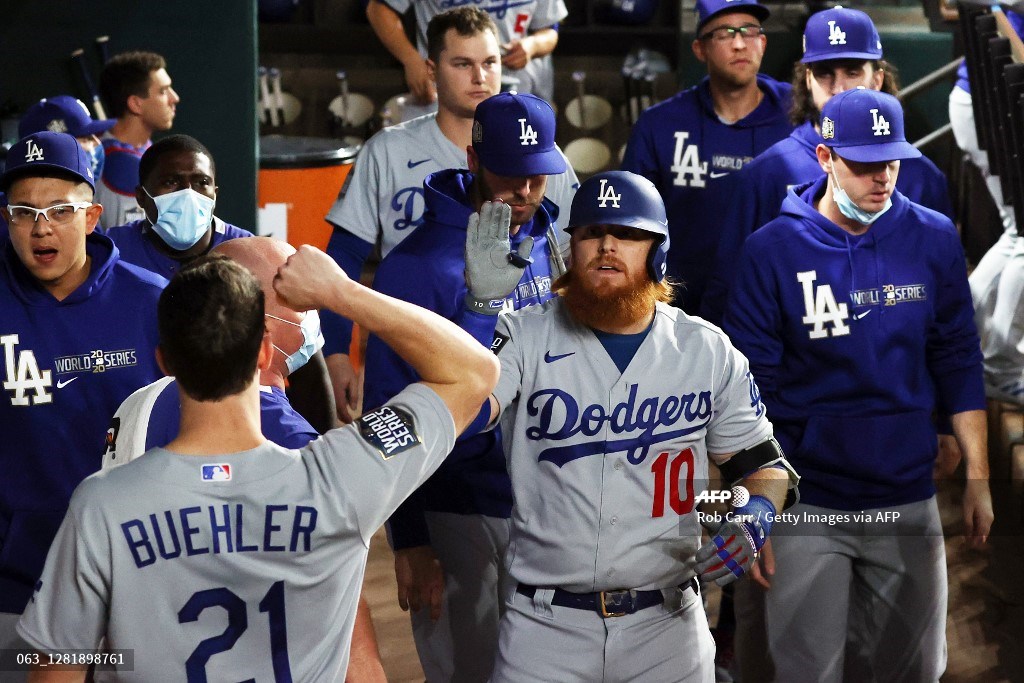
[472,93,566,177]
[820,88,921,163]
[0,131,96,191]
[18,95,116,140]
[802,6,882,63]
[696,0,770,32]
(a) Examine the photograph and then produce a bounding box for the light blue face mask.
[89,144,105,180]
[266,310,325,375]
[144,186,215,251]
[831,166,892,225]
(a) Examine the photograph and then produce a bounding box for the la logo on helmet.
[827,20,846,45]
[25,140,45,162]
[870,108,890,136]
[518,118,538,146]
[597,179,621,208]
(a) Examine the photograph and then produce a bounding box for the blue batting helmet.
[566,170,670,282]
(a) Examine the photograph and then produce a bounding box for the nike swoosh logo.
[709,171,730,179]
[407,159,431,169]
[853,310,872,320]
[56,377,79,389]
[544,351,575,363]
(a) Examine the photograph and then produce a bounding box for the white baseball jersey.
[326,113,577,258]
[382,0,568,102]
[491,299,772,593]
[18,384,454,682]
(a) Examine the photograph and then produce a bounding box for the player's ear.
[815,144,833,174]
[257,331,274,372]
[692,37,706,63]
[467,145,479,173]
[155,347,172,377]
[426,58,437,82]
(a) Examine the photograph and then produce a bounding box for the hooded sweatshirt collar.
[3,232,119,306]
[696,74,791,128]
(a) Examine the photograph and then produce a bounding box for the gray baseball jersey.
[18,383,454,682]
[491,299,772,592]
[383,0,568,102]
[326,113,577,258]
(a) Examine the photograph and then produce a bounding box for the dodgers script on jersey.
[382,0,568,102]
[18,384,455,682]
[491,299,773,592]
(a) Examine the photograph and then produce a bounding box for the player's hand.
[962,478,994,549]
[403,58,437,105]
[747,537,774,590]
[464,201,533,315]
[394,546,444,620]
[501,38,533,70]
[274,245,351,312]
[326,353,362,424]
[695,512,767,587]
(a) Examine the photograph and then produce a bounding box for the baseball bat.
[338,70,350,125]
[95,35,110,65]
[572,71,589,130]
[269,68,286,127]
[992,5,1024,63]
[258,67,277,127]
[71,49,107,120]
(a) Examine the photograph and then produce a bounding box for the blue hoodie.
[0,233,166,612]
[364,169,558,549]
[724,177,983,511]
[622,74,794,313]
[702,121,955,324]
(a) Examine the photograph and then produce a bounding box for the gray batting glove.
[464,200,534,315]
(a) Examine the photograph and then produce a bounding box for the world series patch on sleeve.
[357,405,421,459]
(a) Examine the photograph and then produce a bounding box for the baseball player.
[102,236,385,683]
[0,132,165,677]
[723,89,993,681]
[952,10,1024,404]
[17,248,499,682]
[1,96,114,247]
[322,7,578,423]
[105,134,250,280]
[622,0,793,314]
[365,0,565,104]
[702,5,955,324]
[463,170,797,682]
[362,91,566,681]
[96,51,179,228]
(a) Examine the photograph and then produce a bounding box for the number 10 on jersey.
[651,448,696,517]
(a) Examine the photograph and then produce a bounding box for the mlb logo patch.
[201,464,232,481]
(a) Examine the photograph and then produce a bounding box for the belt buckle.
[599,589,636,618]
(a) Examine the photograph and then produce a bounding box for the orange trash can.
[257,135,365,365]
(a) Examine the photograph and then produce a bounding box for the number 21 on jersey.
[650,448,695,517]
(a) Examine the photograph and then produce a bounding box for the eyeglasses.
[699,24,765,44]
[5,202,93,226]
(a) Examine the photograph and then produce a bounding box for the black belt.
[516,578,698,618]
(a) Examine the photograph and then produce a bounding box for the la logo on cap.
[821,117,835,140]
[24,140,44,162]
[518,118,538,146]
[597,179,621,208]
[828,19,846,45]
[870,108,890,136]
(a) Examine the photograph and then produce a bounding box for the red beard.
[560,256,659,331]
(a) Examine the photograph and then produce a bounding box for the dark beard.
[559,266,659,331]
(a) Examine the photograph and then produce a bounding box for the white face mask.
[830,164,892,226]
[265,310,324,374]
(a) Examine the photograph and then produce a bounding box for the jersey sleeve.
[17,497,109,653]
[620,115,658,182]
[705,338,774,461]
[324,136,385,246]
[322,227,374,356]
[545,157,579,241]
[490,313,525,415]
[529,0,568,29]
[306,383,456,545]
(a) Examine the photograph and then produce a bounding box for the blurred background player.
[477,171,795,682]
[622,0,793,314]
[363,92,566,682]
[322,7,578,424]
[365,0,565,105]
[103,236,385,683]
[96,51,179,228]
[0,132,165,681]
[17,247,499,682]
[724,89,992,682]
[703,5,954,324]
